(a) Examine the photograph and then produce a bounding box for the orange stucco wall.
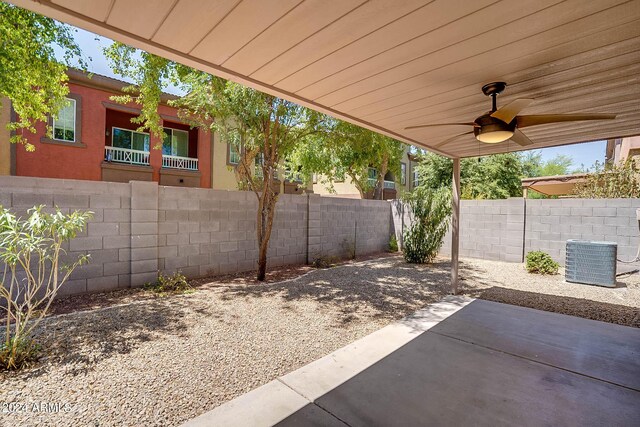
[15,82,211,188]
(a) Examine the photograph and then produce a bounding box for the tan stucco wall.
[617,136,640,164]
[313,145,414,198]
[0,97,11,175]
[211,131,240,191]
[210,132,313,194]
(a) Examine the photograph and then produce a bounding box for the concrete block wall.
[525,198,640,264]
[394,196,640,265]
[156,187,308,277]
[0,176,131,296]
[438,199,525,262]
[1,176,392,298]
[308,196,392,260]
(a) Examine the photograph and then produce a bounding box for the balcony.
[105,146,150,165]
[162,154,198,171]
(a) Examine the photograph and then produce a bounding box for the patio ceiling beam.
[7,0,640,159]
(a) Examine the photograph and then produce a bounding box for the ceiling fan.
[405,82,616,148]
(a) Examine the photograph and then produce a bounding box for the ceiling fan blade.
[490,98,534,123]
[516,113,616,128]
[510,129,534,147]
[405,122,476,130]
[434,131,474,148]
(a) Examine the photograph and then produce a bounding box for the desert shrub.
[573,160,640,198]
[341,237,356,259]
[145,271,191,295]
[312,255,338,269]
[0,205,92,370]
[402,187,452,264]
[525,251,559,275]
[388,234,398,252]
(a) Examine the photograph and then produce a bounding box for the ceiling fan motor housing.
[474,113,516,143]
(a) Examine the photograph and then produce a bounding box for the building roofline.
[66,68,178,103]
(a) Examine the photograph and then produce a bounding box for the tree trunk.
[256,189,276,281]
[256,109,279,281]
[374,153,389,200]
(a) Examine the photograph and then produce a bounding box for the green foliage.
[525,251,559,275]
[103,42,330,280]
[388,234,398,253]
[520,151,574,178]
[402,187,452,264]
[0,336,40,371]
[0,205,92,370]
[0,3,88,151]
[288,120,406,199]
[145,272,191,295]
[312,255,338,269]
[416,152,522,199]
[572,160,640,198]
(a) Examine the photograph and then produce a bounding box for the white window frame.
[53,98,76,142]
[413,169,420,187]
[163,127,190,157]
[228,143,241,165]
[401,163,407,185]
[111,126,150,152]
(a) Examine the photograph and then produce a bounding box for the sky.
[57,27,606,170]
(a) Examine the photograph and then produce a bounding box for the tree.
[0,3,87,151]
[289,119,406,199]
[415,152,522,199]
[520,151,573,178]
[104,43,325,280]
[573,160,640,198]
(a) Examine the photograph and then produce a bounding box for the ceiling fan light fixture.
[476,130,514,143]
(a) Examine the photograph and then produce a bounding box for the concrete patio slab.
[181,295,473,426]
[313,327,640,427]
[430,299,640,391]
[182,298,640,427]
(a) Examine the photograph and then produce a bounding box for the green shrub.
[402,187,452,264]
[312,255,338,269]
[145,271,191,295]
[573,160,640,198]
[525,251,559,275]
[388,234,398,252]
[0,205,92,370]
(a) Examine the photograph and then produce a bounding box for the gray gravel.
[0,257,450,427]
[1,255,638,426]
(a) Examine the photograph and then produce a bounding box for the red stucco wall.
[16,82,212,188]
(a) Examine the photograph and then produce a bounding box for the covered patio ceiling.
[10,0,640,159]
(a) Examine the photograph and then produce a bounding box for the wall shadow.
[473,286,639,328]
[4,295,217,379]
[220,257,484,324]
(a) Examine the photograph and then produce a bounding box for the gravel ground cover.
[1,255,638,426]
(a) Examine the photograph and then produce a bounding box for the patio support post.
[451,158,460,294]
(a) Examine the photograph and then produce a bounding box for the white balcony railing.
[162,154,198,171]
[368,178,396,189]
[105,146,149,165]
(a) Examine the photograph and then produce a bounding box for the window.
[112,127,150,152]
[53,98,76,142]
[228,144,240,165]
[400,163,407,185]
[413,169,420,187]
[368,167,378,186]
[162,127,189,157]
